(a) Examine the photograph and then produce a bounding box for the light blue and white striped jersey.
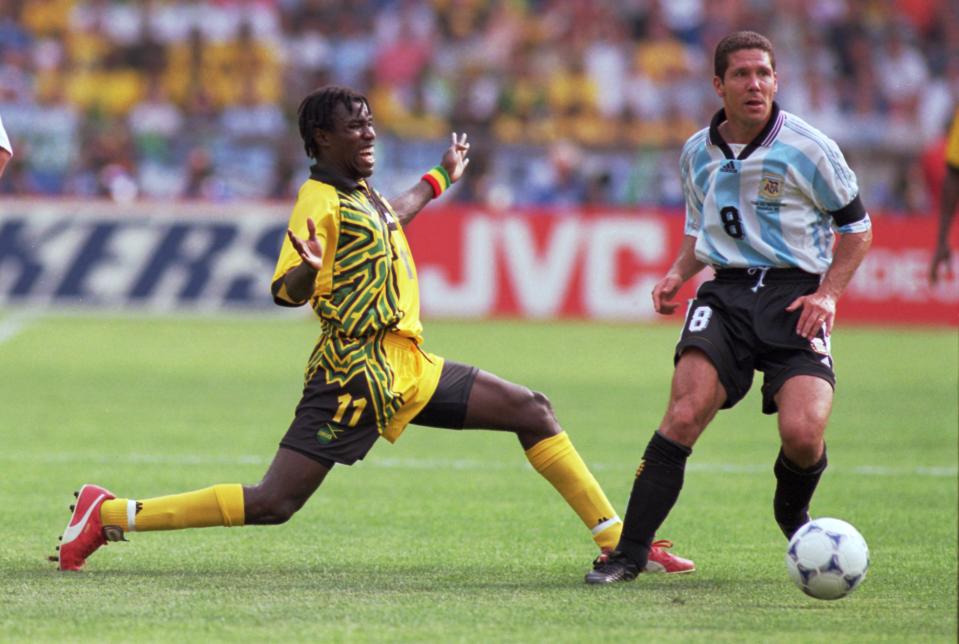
[680,103,871,274]
[0,114,11,154]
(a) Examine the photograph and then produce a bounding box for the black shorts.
[280,357,478,468]
[408,360,478,429]
[675,268,836,414]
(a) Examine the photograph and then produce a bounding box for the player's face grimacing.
[324,100,377,180]
[714,48,778,133]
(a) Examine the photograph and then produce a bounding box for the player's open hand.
[287,217,323,271]
[652,274,684,315]
[786,291,835,339]
[441,132,470,183]
[928,243,952,285]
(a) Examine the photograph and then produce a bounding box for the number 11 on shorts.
[333,393,367,427]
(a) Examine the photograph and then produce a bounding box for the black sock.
[774,447,828,539]
[617,431,691,567]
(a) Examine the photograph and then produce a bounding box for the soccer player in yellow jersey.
[929,108,959,285]
[53,86,693,575]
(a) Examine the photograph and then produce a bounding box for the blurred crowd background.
[0,0,956,212]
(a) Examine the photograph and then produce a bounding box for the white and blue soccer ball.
[785,517,869,600]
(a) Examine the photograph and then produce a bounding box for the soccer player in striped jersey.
[0,113,12,178]
[929,107,959,285]
[54,85,692,575]
[586,31,873,584]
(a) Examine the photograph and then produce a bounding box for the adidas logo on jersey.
[719,160,738,174]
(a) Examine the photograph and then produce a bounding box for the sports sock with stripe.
[99,484,245,532]
[617,431,691,567]
[525,431,622,550]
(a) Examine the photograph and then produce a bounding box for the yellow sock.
[99,484,245,531]
[525,432,622,550]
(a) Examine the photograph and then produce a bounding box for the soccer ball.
[785,517,869,600]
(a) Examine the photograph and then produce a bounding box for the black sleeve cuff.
[829,194,867,227]
[271,277,307,307]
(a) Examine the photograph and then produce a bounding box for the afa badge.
[758,172,784,201]
[810,334,831,356]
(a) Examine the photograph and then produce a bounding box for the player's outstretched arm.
[787,228,872,339]
[280,217,323,304]
[652,235,705,315]
[390,132,471,226]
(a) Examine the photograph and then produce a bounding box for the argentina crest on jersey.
[758,171,784,201]
[753,168,786,222]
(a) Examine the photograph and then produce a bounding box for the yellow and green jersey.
[947,108,959,171]
[272,168,423,343]
[271,169,425,433]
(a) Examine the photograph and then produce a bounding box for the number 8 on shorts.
[687,305,713,332]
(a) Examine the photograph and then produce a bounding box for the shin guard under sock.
[617,431,691,567]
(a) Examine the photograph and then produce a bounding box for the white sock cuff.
[127,500,138,531]
[591,515,622,535]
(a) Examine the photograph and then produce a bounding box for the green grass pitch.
[0,313,956,642]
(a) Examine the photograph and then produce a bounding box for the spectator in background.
[373,15,432,102]
[527,140,587,207]
[220,78,286,141]
[128,76,184,198]
[281,6,333,100]
[0,0,32,52]
[879,23,929,125]
[267,145,296,200]
[68,117,138,201]
[0,0,956,209]
[218,78,286,198]
[329,12,376,90]
[181,145,217,200]
[493,51,548,144]
[121,6,166,79]
[583,18,629,120]
[10,80,79,195]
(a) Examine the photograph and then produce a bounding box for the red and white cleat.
[56,484,118,571]
[644,539,696,574]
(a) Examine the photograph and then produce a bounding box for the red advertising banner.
[406,206,959,326]
[0,200,955,325]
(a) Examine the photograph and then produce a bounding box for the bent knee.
[526,390,560,430]
[507,389,560,444]
[260,501,301,525]
[780,432,824,464]
[245,490,306,525]
[530,390,555,417]
[779,414,828,451]
[781,408,830,433]
[661,400,709,444]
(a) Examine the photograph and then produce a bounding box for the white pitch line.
[0,311,37,345]
[0,452,955,477]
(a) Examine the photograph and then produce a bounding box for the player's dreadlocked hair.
[297,86,370,160]
[714,31,776,79]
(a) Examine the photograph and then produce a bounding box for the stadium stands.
[0,0,955,210]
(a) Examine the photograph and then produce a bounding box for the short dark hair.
[714,31,776,79]
[297,85,370,160]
